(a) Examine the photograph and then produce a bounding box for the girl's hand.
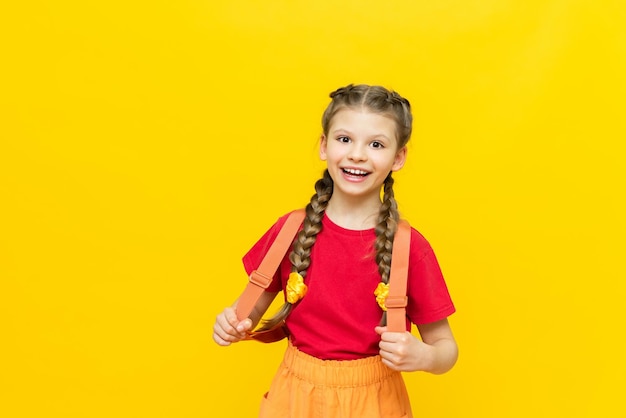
[213,307,253,346]
[375,326,432,372]
[375,319,458,374]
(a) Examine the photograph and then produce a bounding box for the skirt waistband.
[281,342,399,388]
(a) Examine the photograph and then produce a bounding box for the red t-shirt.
[242,211,455,360]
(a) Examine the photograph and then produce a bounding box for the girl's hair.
[255,84,413,331]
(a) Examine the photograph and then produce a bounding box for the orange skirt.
[259,342,413,418]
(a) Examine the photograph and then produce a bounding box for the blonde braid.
[255,170,333,331]
[374,173,401,325]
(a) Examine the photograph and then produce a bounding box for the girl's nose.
[348,144,367,162]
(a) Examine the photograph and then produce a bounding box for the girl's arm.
[375,318,458,374]
[415,319,458,374]
[212,290,278,346]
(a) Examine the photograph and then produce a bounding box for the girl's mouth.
[342,168,369,177]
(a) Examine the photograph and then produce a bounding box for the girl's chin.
[332,185,381,200]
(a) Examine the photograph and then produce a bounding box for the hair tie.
[374,282,389,311]
[286,272,308,304]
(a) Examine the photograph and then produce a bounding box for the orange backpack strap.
[235,209,306,322]
[386,220,411,332]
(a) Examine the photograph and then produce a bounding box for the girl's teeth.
[344,168,367,175]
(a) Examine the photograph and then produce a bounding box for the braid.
[374,173,400,285]
[329,83,357,99]
[254,170,333,331]
[290,170,333,276]
[374,173,400,326]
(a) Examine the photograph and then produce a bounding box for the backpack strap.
[386,220,411,332]
[235,209,306,322]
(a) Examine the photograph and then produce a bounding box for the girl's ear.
[319,135,328,161]
[391,146,407,172]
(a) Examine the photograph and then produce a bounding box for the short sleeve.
[241,212,295,293]
[406,229,456,325]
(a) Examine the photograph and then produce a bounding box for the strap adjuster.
[385,296,407,309]
[249,270,272,289]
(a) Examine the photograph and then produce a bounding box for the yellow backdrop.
[2,1,625,417]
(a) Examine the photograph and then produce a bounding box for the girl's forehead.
[328,108,398,134]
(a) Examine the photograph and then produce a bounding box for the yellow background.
[2,1,625,417]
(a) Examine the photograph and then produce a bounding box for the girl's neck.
[324,195,381,230]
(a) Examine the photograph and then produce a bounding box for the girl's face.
[320,107,407,203]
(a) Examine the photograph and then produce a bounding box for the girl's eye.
[371,141,384,149]
[338,136,350,143]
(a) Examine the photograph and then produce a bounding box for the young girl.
[213,84,458,418]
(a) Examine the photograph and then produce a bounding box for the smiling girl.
[213,84,458,418]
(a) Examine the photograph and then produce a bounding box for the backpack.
[235,209,411,343]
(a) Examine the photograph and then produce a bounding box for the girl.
[213,84,458,418]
